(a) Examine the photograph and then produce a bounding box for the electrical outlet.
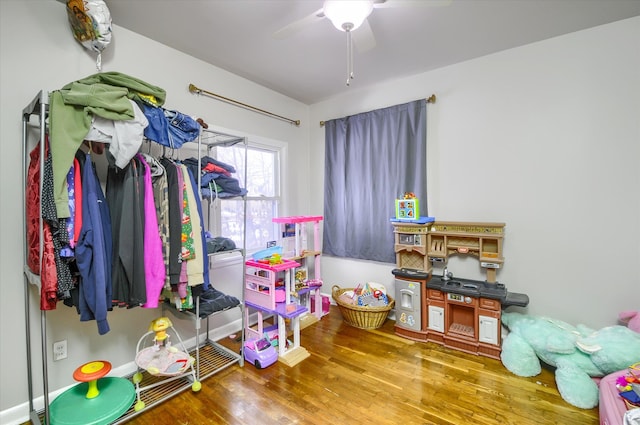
[53,340,67,361]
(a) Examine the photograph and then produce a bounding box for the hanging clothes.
[106,156,147,308]
[26,140,58,310]
[174,160,189,302]
[185,164,211,291]
[159,157,183,286]
[179,163,204,288]
[70,156,83,249]
[41,145,74,300]
[75,152,113,335]
[145,154,171,290]
[62,152,87,311]
[137,154,166,308]
[179,165,195,263]
[61,165,76,257]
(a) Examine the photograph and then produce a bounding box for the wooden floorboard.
[27,306,600,425]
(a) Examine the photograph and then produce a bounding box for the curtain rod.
[319,94,436,127]
[188,83,301,126]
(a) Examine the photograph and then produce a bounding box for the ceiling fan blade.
[272,7,325,40]
[373,0,452,9]
[352,19,376,53]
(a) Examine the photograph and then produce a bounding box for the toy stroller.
[131,317,201,411]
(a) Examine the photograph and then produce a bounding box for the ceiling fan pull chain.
[346,30,354,86]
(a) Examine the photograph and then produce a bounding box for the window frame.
[207,138,283,256]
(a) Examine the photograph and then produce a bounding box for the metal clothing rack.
[21,92,248,425]
[21,90,50,425]
[173,126,250,386]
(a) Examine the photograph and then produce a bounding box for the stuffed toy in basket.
[332,284,394,330]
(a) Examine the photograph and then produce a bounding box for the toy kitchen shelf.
[392,220,433,273]
[392,220,506,282]
[427,221,505,283]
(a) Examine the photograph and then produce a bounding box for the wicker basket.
[331,285,395,330]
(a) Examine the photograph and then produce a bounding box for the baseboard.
[0,317,244,425]
[1,402,37,425]
[204,317,243,341]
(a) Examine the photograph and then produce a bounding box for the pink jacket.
[138,154,166,308]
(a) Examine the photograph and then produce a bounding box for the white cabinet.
[428,305,444,333]
[478,315,499,345]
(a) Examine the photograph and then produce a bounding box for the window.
[212,143,280,254]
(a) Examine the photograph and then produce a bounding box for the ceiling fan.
[274,0,452,86]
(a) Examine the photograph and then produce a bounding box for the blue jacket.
[75,153,113,335]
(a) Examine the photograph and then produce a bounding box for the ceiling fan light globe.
[323,0,374,32]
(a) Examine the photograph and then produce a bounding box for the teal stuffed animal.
[500,311,640,409]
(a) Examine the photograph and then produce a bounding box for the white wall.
[310,16,640,331]
[0,0,311,421]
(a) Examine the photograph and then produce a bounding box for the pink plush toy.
[619,311,640,333]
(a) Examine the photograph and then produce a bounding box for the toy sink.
[427,276,529,308]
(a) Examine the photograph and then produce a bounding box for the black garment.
[106,157,146,307]
[41,149,74,298]
[195,287,240,318]
[160,158,183,285]
[181,157,200,185]
[62,152,88,310]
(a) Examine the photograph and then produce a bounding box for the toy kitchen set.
[391,198,528,359]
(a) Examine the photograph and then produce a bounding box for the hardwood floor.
[29,306,600,425]
[122,306,598,425]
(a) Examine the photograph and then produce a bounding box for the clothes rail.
[188,83,300,127]
[22,90,51,425]
[319,94,436,127]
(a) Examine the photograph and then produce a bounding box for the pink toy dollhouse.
[244,257,310,367]
[272,216,328,322]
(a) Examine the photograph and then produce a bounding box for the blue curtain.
[323,99,427,263]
